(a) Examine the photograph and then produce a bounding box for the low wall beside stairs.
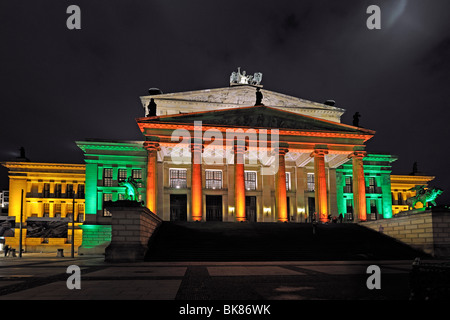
[360,207,450,258]
[105,204,162,262]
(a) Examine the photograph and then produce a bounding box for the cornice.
[2,161,85,170]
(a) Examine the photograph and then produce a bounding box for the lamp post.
[19,189,23,258]
[71,193,75,258]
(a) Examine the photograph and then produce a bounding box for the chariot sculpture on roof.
[230,67,263,86]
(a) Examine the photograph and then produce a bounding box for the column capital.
[274,142,289,156]
[144,140,160,152]
[348,150,367,159]
[233,144,247,154]
[311,148,329,157]
[190,139,204,152]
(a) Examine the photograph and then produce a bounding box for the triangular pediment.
[142,86,342,110]
[138,105,374,135]
[140,85,346,122]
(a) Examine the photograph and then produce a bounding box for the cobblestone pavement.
[0,253,420,301]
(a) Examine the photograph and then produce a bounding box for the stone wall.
[78,224,112,255]
[361,207,450,258]
[105,205,162,262]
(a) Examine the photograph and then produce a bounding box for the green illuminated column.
[84,162,98,219]
[335,171,345,217]
[381,173,393,219]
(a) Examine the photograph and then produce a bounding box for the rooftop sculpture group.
[230,67,263,86]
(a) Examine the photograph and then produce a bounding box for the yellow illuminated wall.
[390,174,435,215]
[1,162,85,253]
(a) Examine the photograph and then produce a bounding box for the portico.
[137,105,375,223]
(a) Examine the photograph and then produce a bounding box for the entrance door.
[245,196,257,222]
[346,199,354,221]
[308,197,315,222]
[206,195,222,221]
[170,194,187,221]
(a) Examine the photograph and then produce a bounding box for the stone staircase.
[145,221,429,261]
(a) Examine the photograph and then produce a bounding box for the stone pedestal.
[105,203,162,262]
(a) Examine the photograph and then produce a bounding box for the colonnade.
[144,138,367,222]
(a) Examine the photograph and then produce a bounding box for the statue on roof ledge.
[230,67,263,86]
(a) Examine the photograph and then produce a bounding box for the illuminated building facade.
[74,140,147,254]
[72,72,406,252]
[1,162,85,252]
[1,71,437,253]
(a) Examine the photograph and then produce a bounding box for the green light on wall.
[79,225,111,249]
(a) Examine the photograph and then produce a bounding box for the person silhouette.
[255,88,263,106]
[147,98,157,117]
[352,112,361,127]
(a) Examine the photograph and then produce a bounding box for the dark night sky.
[1,0,449,203]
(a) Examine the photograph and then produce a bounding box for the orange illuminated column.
[312,149,328,223]
[276,145,289,222]
[234,143,246,222]
[191,138,203,221]
[144,139,160,213]
[351,151,367,222]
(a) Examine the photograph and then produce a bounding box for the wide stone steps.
[145,221,429,261]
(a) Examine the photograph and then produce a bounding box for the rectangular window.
[286,172,291,191]
[345,199,353,221]
[370,199,378,214]
[54,203,61,218]
[367,177,380,194]
[169,169,187,189]
[344,177,353,193]
[77,203,84,223]
[132,169,142,179]
[77,184,85,198]
[132,169,143,187]
[43,203,50,217]
[307,173,315,192]
[54,184,62,198]
[244,171,257,191]
[66,184,74,198]
[118,169,127,182]
[43,183,50,198]
[205,170,222,189]
[103,193,112,217]
[103,168,113,187]
[66,202,73,219]
[31,183,38,195]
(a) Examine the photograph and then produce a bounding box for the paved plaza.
[0,253,420,300]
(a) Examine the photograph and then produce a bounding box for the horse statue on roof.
[406,185,443,209]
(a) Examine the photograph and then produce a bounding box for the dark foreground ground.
[145,221,430,261]
[0,222,448,318]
